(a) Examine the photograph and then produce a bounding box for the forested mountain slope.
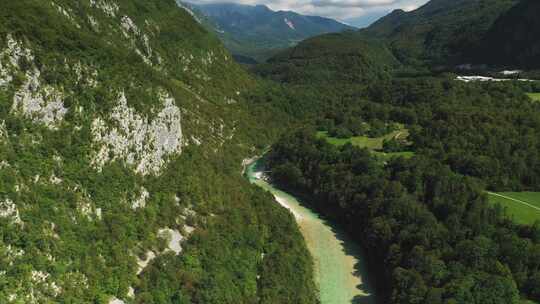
[257,0,533,81]
[0,0,317,303]
[255,31,399,84]
[361,0,519,66]
[181,2,355,62]
[480,0,540,69]
[251,1,540,303]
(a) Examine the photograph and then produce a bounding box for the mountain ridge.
[0,0,318,303]
[180,1,355,62]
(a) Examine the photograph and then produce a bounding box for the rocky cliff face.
[0,1,316,303]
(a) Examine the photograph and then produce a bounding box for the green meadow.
[316,129,414,161]
[488,192,540,225]
[526,93,540,102]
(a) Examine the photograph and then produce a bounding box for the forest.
[253,33,540,302]
[252,77,540,192]
[266,130,540,304]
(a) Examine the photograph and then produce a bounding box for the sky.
[187,0,430,27]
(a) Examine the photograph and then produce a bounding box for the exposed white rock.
[5,34,34,66]
[0,34,34,87]
[136,250,156,275]
[177,2,202,24]
[72,61,99,87]
[158,228,184,254]
[201,51,215,66]
[12,67,68,129]
[51,2,80,28]
[0,120,7,138]
[0,198,22,225]
[120,16,140,37]
[31,270,49,283]
[88,15,100,31]
[79,200,93,219]
[4,37,69,128]
[0,160,10,169]
[4,244,25,265]
[119,16,158,66]
[109,297,125,304]
[31,270,62,297]
[284,18,295,30]
[127,287,135,298]
[90,0,119,18]
[49,174,62,185]
[191,135,202,146]
[0,57,11,87]
[91,90,183,175]
[131,187,149,210]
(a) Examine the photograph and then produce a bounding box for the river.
[246,160,375,304]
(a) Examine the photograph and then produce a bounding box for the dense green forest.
[360,0,518,66]
[480,0,540,68]
[251,1,540,303]
[3,0,540,302]
[266,130,540,303]
[0,0,317,303]
[258,0,538,74]
[251,76,540,191]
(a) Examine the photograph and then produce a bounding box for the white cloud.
[186,0,429,24]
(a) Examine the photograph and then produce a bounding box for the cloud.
[312,0,400,9]
[186,0,429,26]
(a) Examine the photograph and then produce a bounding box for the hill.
[181,2,355,62]
[480,0,540,68]
[361,0,519,66]
[255,31,399,84]
[0,0,317,303]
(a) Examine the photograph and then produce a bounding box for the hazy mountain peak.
[182,1,355,62]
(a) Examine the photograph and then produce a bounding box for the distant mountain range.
[177,2,355,63]
[361,0,519,66]
[258,0,540,81]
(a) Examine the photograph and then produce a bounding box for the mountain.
[256,31,399,84]
[361,0,519,66]
[180,2,356,62]
[258,0,529,83]
[480,0,540,68]
[0,0,317,303]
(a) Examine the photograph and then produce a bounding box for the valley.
[1,0,540,303]
[247,159,375,304]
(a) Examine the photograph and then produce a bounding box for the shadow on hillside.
[329,222,377,304]
[249,160,378,304]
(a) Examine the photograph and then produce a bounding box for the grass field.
[527,93,540,102]
[317,128,414,160]
[488,192,540,225]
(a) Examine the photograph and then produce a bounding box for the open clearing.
[487,192,540,225]
[527,93,540,102]
[317,128,414,160]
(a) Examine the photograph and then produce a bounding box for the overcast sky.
[188,0,430,27]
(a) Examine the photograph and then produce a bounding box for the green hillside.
[361,0,518,66]
[480,0,540,68]
[252,1,540,302]
[182,2,355,63]
[0,0,317,303]
[255,31,399,84]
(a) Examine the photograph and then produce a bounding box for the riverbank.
[246,160,375,304]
